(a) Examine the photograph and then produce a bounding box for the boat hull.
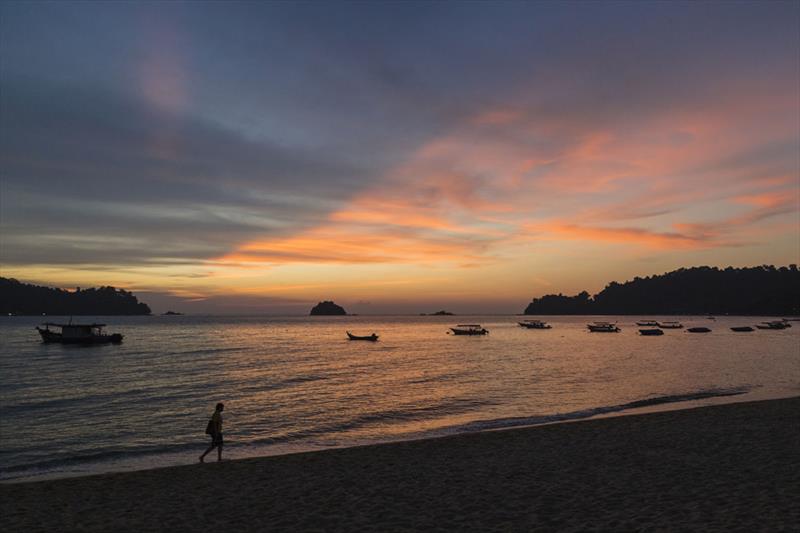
[450,329,488,335]
[346,332,379,341]
[687,327,712,333]
[639,329,664,336]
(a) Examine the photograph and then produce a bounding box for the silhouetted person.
[200,402,224,463]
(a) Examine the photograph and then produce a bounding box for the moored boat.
[755,321,789,330]
[636,320,658,327]
[731,326,754,332]
[687,327,712,333]
[587,322,620,332]
[657,321,683,329]
[35,323,123,344]
[450,324,489,335]
[518,320,552,329]
[346,331,379,341]
[639,328,664,336]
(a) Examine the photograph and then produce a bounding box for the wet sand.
[3,397,799,532]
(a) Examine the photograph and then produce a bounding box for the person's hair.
[216,402,224,410]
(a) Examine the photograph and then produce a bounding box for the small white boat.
[657,321,683,329]
[636,320,658,327]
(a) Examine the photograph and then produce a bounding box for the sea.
[1,314,798,482]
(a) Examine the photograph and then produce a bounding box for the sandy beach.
[3,397,799,532]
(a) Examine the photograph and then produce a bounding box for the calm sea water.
[1,315,798,482]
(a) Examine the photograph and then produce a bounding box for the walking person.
[200,402,224,463]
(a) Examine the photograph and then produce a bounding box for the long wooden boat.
[36,323,123,344]
[587,322,620,332]
[518,320,552,329]
[730,326,754,332]
[687,327,712,333]
[639,328,664,336]
[755,321,790,330]
[346,331,379,341]
[636,320,658,327]
[450,324,489,335]
[657,321,683,329]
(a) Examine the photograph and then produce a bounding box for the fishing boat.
[636,320,658,327]
[346,331,379,341]
[639,328,664,336]
[657,321,683,329]
[450,324,489,335]
[35,322,123,344]
[755,321,789,330]
[730,326,754,332]
[587,322,620,332]
[518,320,552,329]
[687,327,712,333]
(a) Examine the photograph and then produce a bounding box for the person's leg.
[200,442,216,462]
[217,440,223,461]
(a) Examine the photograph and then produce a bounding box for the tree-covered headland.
[0,277,151,315]
[524,265,800,316]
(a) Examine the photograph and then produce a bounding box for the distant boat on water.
[450,324,489,335]
[731,326,754,332]
[657,321,683,329]
[639,328,664,336]
[687,327,712,333]
[755,321,790,330]
[636,320,658,327]
[518,320,552,329]
[36,322,123,344]
[346,331,379,341]
[587,322,620,332]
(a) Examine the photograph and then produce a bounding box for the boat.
[35,322,123,344]
[730,326,754,332]
[755,321,789,330]
[518,320,552,329]
[687,327,712,333]
[587,322,620,332]
[656,321,683,329]
[450,324,489,335]
[346,331,379,341]
[639,328,664,336]
[636,320,658,327]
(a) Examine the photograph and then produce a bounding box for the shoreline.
[3,396,799,531]
[2,386,787,485]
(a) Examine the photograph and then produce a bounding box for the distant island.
[523,265,800,316]
[0,277,151,316]
[421,310,454,316]
[310,301,347,315]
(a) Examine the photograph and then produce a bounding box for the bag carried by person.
[205,418,215,435]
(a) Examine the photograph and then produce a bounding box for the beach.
[3,397,799,532]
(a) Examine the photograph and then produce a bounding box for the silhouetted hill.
[310,300,347,315]
[0,278,151,315]
[524,265,800,316]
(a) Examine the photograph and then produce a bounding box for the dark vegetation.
[422,310,454,316]
[524,265,800,316]
[310,300,347,315]
[1,277,151,315]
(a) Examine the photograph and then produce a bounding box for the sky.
[1,1,798,314]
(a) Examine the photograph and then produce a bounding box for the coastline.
[3,396,799,531]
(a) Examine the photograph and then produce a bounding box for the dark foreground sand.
[3,397,799,532]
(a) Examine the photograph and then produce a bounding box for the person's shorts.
[211,433,223,446]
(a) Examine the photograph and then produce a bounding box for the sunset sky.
[1,1,798,314]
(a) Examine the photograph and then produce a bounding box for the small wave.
[441,387,751,434]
